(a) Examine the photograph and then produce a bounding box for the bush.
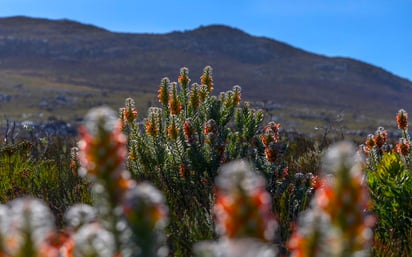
[360,109,412,256]
[0,137,90,226]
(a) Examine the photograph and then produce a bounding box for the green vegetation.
[0,136,90,226]
[0,66,409,257]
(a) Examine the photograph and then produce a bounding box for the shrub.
[360,109,412,257]
[0,138,90,226]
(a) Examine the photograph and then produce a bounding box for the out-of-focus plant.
[193,160,278,257]
[76,106,169,257]
[360,109,412,257]
[0,107,169,257]
[288,141,375,257]
[0,197,57,257]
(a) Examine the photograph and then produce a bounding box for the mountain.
[0,16,411,133]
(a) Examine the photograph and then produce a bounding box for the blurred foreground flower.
[76,106,169,257]
[194,160,277,257]
[0,198,56,257]
[122,182,169,257]
[288,141,375,257]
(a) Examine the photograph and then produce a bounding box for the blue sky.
[1,0,412,81]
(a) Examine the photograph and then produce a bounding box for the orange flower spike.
[167,115,180,140]
[374,127,387,148]
[213,160,276,241]
[168,82,183,115]
[122,182,169,239]
[39,231,72,257]
[145,120,155,136]
[270,122,281,142]
[261,122,281,147]
[261,133,272,147]
[157,77,170,107]
[232,85,242,106]
[200,66,214,92]
[145,107,161,136]
[178,67,190,87]
[396,137,410,156]
[123,98,138,124]
[183,119,196,144]
[364,134,375,151]
[396,109,408,130]
[289,142,375,256]
[198,84,209,103]
[264,146,278,163]
[189,83,201,109]
[78,107,127,180]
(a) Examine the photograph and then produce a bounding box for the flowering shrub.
[360,109,412,257]
[118,66,322,255]
[119,66,284,255]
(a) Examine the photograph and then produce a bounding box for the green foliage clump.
[367,153,412,256]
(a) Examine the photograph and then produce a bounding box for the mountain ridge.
[0,16,411,131]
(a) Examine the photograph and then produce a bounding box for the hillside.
[0,16,411,133]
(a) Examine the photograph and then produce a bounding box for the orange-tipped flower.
[396,109,408,130]
[167,115,179,140]
[198,84,210,103]
[200,66,214,92]
[145,119,158,137]
[189,83,201,109]
[364,134,375,153]
[178,67,191,87]
[39,231,72,257]
[213,160,276,241]
[168,98,182,116]
[183,119,196,144]
[232,85,242,106]
[289,142,375,257]
[122,183,168,231]
[145,107,161,136]
[158,78,170,107]
[122,98,138,124]
[77,107,127,180]
[168,82,182,115]
[122,182,169,257]
[6,197,56,257]
[261,122,280,147]
[396,137,410,156]
[374,127,387,149]
[264,144,278,163]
